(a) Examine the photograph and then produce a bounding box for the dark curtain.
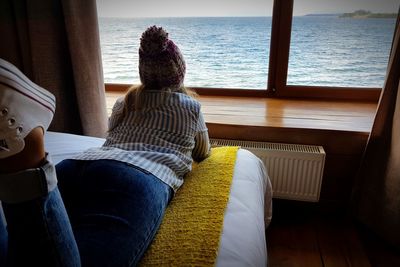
[0,0,107,137]
[352,10,400,249]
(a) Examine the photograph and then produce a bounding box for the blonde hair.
[111,85,197,129]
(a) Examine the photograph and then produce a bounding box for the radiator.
[210,138,326,202]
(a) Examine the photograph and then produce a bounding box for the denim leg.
[0,155,80,267]
[0,154,57,203]
[56,159,173,267]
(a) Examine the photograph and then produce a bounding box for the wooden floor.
[266,201,400,267]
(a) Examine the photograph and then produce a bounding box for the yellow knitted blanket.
[139,146,239,266]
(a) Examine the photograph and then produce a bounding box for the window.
[97,0,273,90]
[98,0,398,100]
[287,0,397,88]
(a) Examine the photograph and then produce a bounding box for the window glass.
[287,0,398,88]
[97,0,273,89]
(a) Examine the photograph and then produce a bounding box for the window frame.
[268,0,381,101]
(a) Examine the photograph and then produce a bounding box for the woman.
[0,25,210,266]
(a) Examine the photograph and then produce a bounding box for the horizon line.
[98,14,347,19]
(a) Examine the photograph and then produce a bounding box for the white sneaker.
[0,58,56,159]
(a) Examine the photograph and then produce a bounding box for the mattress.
[44,131,273,267]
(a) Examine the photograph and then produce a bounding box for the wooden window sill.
[197,95,376,133]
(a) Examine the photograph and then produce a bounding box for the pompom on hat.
[139,26,186,89]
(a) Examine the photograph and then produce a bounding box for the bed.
[42,131,272,266]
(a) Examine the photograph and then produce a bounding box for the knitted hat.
[139,26,186,89]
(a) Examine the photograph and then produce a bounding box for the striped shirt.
[72,91,210,191]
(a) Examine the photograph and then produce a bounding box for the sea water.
[99,16,396,89]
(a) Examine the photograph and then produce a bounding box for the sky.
[96,0,399,18]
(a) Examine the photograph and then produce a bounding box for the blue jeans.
[0,158,173,267]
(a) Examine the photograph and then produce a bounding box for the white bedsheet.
[44,131,272,267]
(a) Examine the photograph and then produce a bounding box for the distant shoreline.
[305,10,396,19]
[340,10,396,19]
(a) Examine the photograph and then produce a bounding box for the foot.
[0,58,55,159]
